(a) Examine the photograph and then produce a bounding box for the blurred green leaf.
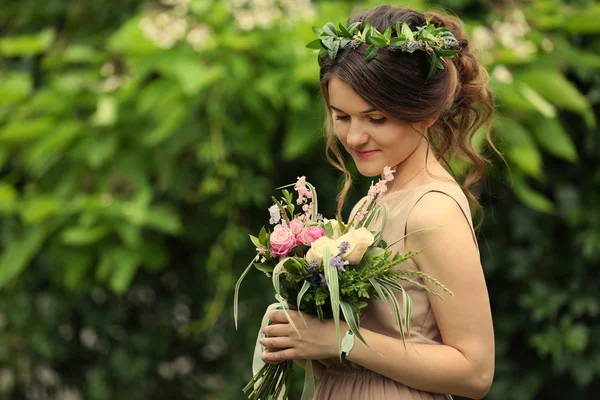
[530,117,578,163]
[0,117,54,142]
[0,225,47,288]
[495,117,543,179]
[518,70,595,128]
[0,73,31,106]
[512,173,555,213]
[0,29,54,56]
[107,16,161,55]
[20,196,64,224]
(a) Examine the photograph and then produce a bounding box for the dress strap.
[401,181,478,249]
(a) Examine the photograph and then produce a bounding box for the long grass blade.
[369,277,391,313]
[385,225,443,249]
[361,205,380,229]
[274,294,301,337]
[373,203,389,243]
[401,285,412,334]
[271,257,288,298]
[300,359,315,400]
[322,247,342,359]
[296,280,311,327]
[234,254,259,329]
[380,283,407,349]
[339,301,369,347]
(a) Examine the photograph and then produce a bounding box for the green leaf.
[145,205,182,235]
[306,39,322,49]
[259,226,267,245]
[517,70,595,128]
[0,29,54,56]
[401,22,414,41]
[249,235,262,248]
[512,172,554,214]
[109,250,141,294]
[531,117,578,163]
[347,22,361,34]
[494,117,543,179]
[91,96,118,127]
[364,45,379,61]
[0,73,31,106]
[323,22,337,37]
[389,37,406,47]
[61,225,110,246]
[312,26,324,36]
[108,16,160,55]
[327,40,340,61]
[21,196,63,224]
[323,222,334,237]
[369,36,387,47]
[0,225,47,289]
[427,52,439,81]
[517,83,556,118]
[383,27,392,41]
[338,23,351,37]
[254,262,274,274]
[0,117,54,142]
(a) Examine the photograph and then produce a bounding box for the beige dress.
[314,181,477,400]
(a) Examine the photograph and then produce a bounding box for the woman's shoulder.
[406,183,477,245]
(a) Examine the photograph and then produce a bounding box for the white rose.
[305,236,338,267]
[323,218,342,239]
[338,227,375,265]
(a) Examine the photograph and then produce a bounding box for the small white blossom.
[268,204,280,225]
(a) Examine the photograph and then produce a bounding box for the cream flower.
[305,236,338,267]
[338,227,375,265]
[323,218,342,239]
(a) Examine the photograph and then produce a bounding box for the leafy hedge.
[0,0,598,399]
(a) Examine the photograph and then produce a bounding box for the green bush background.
[0,0,599,399]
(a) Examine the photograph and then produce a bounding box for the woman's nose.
[345,121,369,148]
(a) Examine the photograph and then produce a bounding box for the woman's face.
[328,77,427,177]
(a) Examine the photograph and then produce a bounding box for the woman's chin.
[354,161,384,177]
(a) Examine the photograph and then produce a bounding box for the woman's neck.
[387,140,439,192]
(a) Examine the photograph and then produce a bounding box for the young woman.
[259,5,495,399]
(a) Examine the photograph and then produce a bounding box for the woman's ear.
[423,113,440,129]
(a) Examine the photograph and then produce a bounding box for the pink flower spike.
[376,180,388,193]
[383,166,395,182]
[367,183,378,197]
[355,210,367,223]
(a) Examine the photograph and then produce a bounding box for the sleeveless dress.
[314,181,478,400]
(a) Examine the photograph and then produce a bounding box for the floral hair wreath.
[306,19,462,80]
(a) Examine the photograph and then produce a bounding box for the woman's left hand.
[260,310,347,364]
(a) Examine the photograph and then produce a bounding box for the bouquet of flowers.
[234,168,452,400]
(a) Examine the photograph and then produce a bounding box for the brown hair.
[320,5,499,224]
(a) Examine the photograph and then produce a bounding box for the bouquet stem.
[243,360,293,399]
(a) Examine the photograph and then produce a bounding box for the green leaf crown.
[306,19,462,80]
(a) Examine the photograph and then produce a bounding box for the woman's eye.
[369,116,387,124]
[334,115,350,121]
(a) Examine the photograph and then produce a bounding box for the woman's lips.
[354,149,379,159]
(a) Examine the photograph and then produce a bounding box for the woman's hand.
[260,310,347,364]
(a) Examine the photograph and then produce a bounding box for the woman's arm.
[344,192,494,398]
[292,359,326,379]
[261,192,494,398]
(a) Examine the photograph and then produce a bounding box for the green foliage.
[0,0,598,399]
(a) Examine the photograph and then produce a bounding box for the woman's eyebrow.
[329,105,377,114]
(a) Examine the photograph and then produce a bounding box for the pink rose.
[297,226,326,246]
[269,226,297,257]
[289,219,304,236]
